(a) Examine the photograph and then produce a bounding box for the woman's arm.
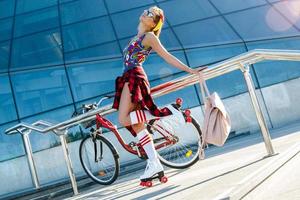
[143,32,205,74]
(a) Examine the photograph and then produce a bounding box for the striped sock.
[137,129,157,161]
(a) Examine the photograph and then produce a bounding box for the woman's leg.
[118,82,164,181]
[118,82,144,132]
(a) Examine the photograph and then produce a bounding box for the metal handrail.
[6,49,300,135]
[5,48,300,196]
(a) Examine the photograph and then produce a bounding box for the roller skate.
[139,159,168,187]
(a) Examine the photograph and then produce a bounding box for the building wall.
[0,0,300,197]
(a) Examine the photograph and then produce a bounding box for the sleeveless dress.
[112,34,172,136]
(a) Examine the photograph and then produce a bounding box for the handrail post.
[240,64,275,156]
[59,133,79,195]
[21,130,40,189]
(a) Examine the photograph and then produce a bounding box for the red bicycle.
[74,96,203,185]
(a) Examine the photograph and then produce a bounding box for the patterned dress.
[112,33,172,137]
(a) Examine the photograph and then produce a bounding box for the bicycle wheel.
[79,134,120,185]
[147,114,202,169]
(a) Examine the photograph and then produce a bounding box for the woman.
[112,6,205,183]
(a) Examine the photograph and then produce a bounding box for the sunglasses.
[144,9,155,18]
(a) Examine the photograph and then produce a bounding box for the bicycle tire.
[147,114,202,169]
[79,134,120,185]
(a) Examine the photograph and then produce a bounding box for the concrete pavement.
[63,122,300,200]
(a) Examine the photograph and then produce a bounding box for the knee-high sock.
[130,110,159,125]
[137,129,157,161]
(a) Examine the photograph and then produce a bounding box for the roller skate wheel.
[160,176,168,183]
[140,181,145,186]
[146,181,152,187]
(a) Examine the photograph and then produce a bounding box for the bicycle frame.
[94,111,190,157]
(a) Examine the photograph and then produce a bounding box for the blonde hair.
[150,6,164,37]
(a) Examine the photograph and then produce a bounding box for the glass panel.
[65,41,121,63]
[195,70,252,100]
[273,0,300,29]
[186,43,246,67]
[60,0,74,3]
[210,0,267,14]
[224,5,300,41]
[0,0,15,19]
[67,58,122,102]
[269,0,281,3]
[16,0,57,14]
[143,51,187,81]
[21,105,80,152]
[11,29,63,70]
[151,74,200,108]
[0,74,18,124]
[159,0,218,26]
[0,122,25,161]
[62,17,116,52]
[173,16,242,48]
[0,18,13,42]
[11,66,73,117]
[14,7,59,37]
[247,37,300,87]
[159,28,182,50]
[60,0,107,25]
[0,41,10,73]
[111,6,170,39]
[106,0,154,13]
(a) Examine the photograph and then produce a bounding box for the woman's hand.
[188,66,208,74]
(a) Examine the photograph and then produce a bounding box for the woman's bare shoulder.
[143,32,159,46]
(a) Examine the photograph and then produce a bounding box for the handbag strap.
[198,72,210,102]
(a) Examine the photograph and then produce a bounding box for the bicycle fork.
[92,130,103,163]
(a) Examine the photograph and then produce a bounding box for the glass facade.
[0,0,300,163]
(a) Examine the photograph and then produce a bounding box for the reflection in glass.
[65,41,121,63]
[62,17,116,52]
[0,122,25,161]
[11,29,63,69]
[0,74,18,124]
[67,58,122,102]
[159,0,218,26]
[225,5,299,41]
[11,67,73,117]
[106,0,154,13]
[247,37,300,87]
[174,16,241,48]
[14,7,59,37]
[60,0,107,25]
[16,0,57,14]
[0,18,13,42]
[0,0,15,19]
[210,0,267,14]
[273,0,300,29]
[143,51,186,81]
[0,41,10,73]
[186,43,246,67]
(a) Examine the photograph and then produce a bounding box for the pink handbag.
[199,73,231,158]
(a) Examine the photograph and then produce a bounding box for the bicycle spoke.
[79,135,119,184]
[148,116,202,168]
